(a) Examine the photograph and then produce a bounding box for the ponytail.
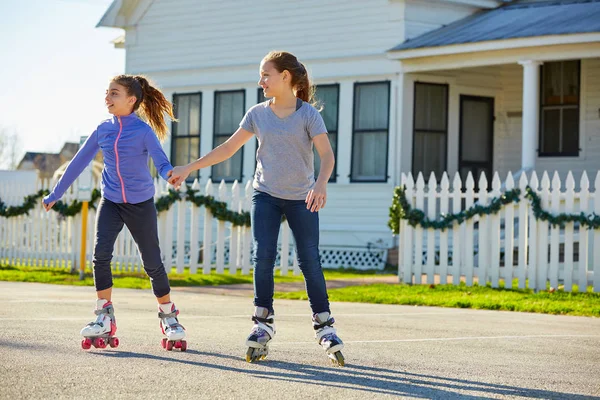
[112,74,176,142]
[262,51,319,109]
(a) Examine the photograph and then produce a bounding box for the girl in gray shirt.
[170,51,344,366]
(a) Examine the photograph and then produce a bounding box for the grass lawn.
[274,282,600,317]
[0,264,390,290]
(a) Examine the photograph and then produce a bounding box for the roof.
[390,0,600,51]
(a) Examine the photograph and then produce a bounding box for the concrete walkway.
[1,281,599,399]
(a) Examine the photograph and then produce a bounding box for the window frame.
[170,91,202,180]
[314,83,340,183]
[350,80,391,183]
[538,60,581,158]
[211,89,246,183]
[411,81,449,178]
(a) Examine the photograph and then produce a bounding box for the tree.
[0,126,22,170]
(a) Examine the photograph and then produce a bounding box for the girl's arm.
[170,127,254,188]
[43,131,100,206]
[306,133,334,212]
[144,128,174,181]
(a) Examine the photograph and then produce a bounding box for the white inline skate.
[158,302,187,351]
[313,312,344,366]
[80,299,119,350]
[245,306,275,363]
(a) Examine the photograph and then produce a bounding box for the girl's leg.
[283,200,344,365]
[122,198,185,347]
[93,198,125,301]
[121,198,170,300]
[251,191,283,313]
[283,200,329,314]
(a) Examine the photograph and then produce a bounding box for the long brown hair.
[112,74,176,142]
[262,51,318,108]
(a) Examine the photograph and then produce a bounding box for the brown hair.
[112,74,176,142]
[262,51,318,108]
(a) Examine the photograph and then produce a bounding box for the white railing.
[398,170,600,293]
[0,176,300,275]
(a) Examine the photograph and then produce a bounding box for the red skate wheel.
[174,341,181,349]
[94,338,107,349]
[166,341,174,351]
[161,338,167,349]
[81,338,92,350]
[109,337,119,348]
[180,341,187,352]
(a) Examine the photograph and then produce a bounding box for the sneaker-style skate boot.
[158,302,187,351]
[313,312,344,366]
[245,306,275,362]
[80,299,119,350]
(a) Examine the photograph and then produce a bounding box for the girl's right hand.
[169,165,191,189]
[43,200,56,212]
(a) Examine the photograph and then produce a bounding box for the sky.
[0,0,124,168]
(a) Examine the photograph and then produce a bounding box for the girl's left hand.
[305,183,327,212]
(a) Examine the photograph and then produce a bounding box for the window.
[540,60,580,156]
[212,90,245,182]
[257,88,269,104]
[314,84,339,182]
[171,92,202,179]
[412,83,448,178]
[351,81,390,182]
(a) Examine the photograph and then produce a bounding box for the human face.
[105,82,136,116]
[258,61,289,99]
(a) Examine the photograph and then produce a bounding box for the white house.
[97,0,600,269]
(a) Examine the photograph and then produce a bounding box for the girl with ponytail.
[169,51,344,365]
[43,75,187,351]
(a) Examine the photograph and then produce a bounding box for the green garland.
[154,187,251,227]
[185,187,251,227]
[525,187,600,230]
[0,189,47,218]
[389,185,600,233]
[0,189,103,219]
[388,186,521,233]
[51,189,102,217]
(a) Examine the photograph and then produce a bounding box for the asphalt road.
[1,281,599,399]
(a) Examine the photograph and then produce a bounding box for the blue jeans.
[251,191,330,314]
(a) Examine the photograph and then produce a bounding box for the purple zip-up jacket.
[43,113,173,205]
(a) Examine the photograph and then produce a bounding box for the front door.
[459,95,494,188]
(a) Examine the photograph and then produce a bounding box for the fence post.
[563,172,576,292]
[202,180,214,274]
[579,172,590,292]
[229,181,240,275]
[189,179,201,274]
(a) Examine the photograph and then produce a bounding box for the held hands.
[305,182,327,213]
[167,165,191,189]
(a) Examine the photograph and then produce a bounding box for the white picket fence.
[0,176,301,275]
[398,170,600,293]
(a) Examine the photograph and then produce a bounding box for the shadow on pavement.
[93,349,598,399]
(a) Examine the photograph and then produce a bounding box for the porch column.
[518,60,543,171]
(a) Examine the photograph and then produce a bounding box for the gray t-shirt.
[240,100,328,200]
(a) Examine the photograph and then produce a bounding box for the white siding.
[126,0,405,73]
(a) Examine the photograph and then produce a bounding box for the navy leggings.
[93,197,170,297]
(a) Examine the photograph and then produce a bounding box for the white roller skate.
[158,302,187,351]
[245,307,275,363]
[80,299,119,350]
[313,312,344,366]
